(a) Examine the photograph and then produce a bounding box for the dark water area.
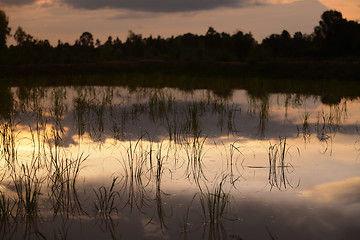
[0,85,359,239]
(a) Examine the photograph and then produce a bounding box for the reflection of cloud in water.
[301,177,360,205]
[142,218,169,239]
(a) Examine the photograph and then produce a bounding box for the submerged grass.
[0,119,18,165]
[152,141,172,232]
[0,191,13,218]
[297,112,311,143]
[223,141,246,186]
[94,177,119,216]
[199,176,230,225]
[119,136,152,211]
[48,153,88,216]
[12,163,42,215]
[268,138,300,191]
[183,131,207,186]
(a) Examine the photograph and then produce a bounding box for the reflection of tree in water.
[212,99,240,135]
[316,102,348,155]
[0,86,358,238]
[0,87,14,120]
[297,112,311,143]
[248,94,269,139]
[282,94,316,124]
[0,118,17,165]
[6,86,267,145]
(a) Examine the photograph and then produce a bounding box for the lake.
[0,86,359,239]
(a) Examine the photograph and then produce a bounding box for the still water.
[0,86,359,239]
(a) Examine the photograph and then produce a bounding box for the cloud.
[107,12,158,20]
[60,0,263,13]
[0,0,37,6]
[301,177,360,205]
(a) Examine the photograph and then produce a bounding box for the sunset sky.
[0,0,359,45]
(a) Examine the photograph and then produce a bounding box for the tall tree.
[314,10,344,39]
[78,32,94,47]
[314,10,360,55]
[0,10,11,48]
[14,26,27,45]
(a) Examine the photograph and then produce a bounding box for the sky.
[0,0,359,46]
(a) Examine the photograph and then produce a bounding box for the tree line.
[0,9,359,64]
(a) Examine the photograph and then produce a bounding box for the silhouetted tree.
[0,86,14,119]
[0,10,11,48]
[293,31,303,40]
[95,39,101,48]
[14,26,34,46]
[206,26,217,36]
[124,31,145,59]
[204,27,221,49]
[281,30,290,40]
[314,10,343,39]
[314,10,360,55]
[231,31,256,59]
[105,36,113,46]
[0,9,358,64]
[78,32,94,47]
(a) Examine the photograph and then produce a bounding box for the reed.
[224,142,245,186]
[297,112,311,142]
[268,138,299,190]
[48,152,88,215]
[152,141,172,232]
[165,112,187,144]
[12,163,42,215]
[183,131,207,186]
[199,176,230,224]
[94,177,119,216]
[0,191,13,218]
[119,136,151,211]
[0,119,18,165]
[186,103,202,136]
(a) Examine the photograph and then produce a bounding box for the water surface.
[0,86,359,239]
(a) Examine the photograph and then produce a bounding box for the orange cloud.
[317,0,360,20]
[301,177,360,205]
[36,0,52,4]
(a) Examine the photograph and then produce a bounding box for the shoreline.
[0,60,359,105]
[1,60,359,80]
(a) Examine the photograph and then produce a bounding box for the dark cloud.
[107,12,158,20]
[61,0,261,13]
[0,0,36,6]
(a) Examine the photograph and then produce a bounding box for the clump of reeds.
[119,136,151,210]
[48,153,87,215]
[0,191,13,218]
[148,90,174,122]
[152,141,172,232]
[199,176,230,225]
[186,103,202,136]
[120,137,150,183]
[183,131,207,186]
[94,177,119,216]
[268,138,299,190]
[12,163,42,215]
[165,112,187,144]
[224,141,245,186]
[297,112,311,142]
[0,120,18,165]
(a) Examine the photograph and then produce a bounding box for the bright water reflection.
[0,86,359,239]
